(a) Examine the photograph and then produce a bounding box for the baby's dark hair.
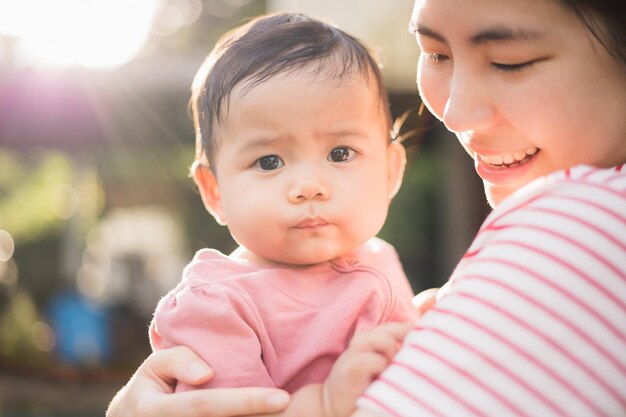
[190,12,392,170]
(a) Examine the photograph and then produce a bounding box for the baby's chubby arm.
[251,322,412,417]
[151,281,276,390]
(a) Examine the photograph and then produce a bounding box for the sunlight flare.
[0,0,158,69]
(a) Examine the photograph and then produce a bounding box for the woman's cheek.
[417,64,447,121]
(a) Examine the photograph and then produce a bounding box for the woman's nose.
[287,168,330,203]
[442,71,497,133]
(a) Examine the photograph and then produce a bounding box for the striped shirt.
[358,165,626,417]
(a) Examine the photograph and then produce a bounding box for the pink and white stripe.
[358,165,626,417]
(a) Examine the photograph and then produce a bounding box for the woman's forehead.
[410,0,576,40]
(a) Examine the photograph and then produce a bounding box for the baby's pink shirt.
[149,237,417,393]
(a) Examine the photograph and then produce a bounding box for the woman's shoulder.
[463,164,626,283]
[494,164,626,219]
[541,164,625,192]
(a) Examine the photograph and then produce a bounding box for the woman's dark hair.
[560,0,626,67]
[191,12,391,170]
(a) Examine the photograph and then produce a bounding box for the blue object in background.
[47,291,111,366]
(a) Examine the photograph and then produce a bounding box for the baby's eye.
[328,147,356,163]
[255,155,284,170]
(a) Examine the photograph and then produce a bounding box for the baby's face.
[209,70,401,265]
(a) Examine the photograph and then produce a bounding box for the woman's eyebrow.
[411,24,446,43]
[411,23,544,45]
[470,26,544,45]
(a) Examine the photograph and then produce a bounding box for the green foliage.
[0,290,52,367]
[379,147,443,291]
[0,149,73,243]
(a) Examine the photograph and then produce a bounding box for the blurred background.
[0,0,490,415]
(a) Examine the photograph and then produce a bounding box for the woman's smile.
[474,146,540,185]
[477,147,538,168]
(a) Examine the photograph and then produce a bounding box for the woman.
[107,0,626,415]
[352,1,626,415]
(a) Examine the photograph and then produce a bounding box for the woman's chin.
[483,183,515,208]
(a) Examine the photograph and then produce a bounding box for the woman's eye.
[492,60,536,73]
[328,147,356,163]
[423,52,449,63]
[255,155,284,170]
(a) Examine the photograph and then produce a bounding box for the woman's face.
[413,0,626,206]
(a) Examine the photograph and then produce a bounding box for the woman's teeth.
[479,147,538,167]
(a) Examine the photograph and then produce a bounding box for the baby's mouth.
[295,217,328,229]
[478,147,539,168]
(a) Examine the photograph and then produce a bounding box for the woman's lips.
[474,148,540,184]
[478,147,538,166]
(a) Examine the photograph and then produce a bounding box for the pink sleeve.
[359,167,626,417]
[150,281,275,390]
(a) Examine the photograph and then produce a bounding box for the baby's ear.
[192,163,227,225]
[387,141,406,200]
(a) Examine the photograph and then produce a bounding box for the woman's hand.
[412,287,439,316]
[106,345,290,417]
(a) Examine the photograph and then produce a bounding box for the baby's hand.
[322,322,413,417]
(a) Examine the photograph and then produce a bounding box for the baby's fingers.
[340,352,390,384]
[349,322,413,359]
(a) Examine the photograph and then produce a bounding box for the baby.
[150,12,417,416]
